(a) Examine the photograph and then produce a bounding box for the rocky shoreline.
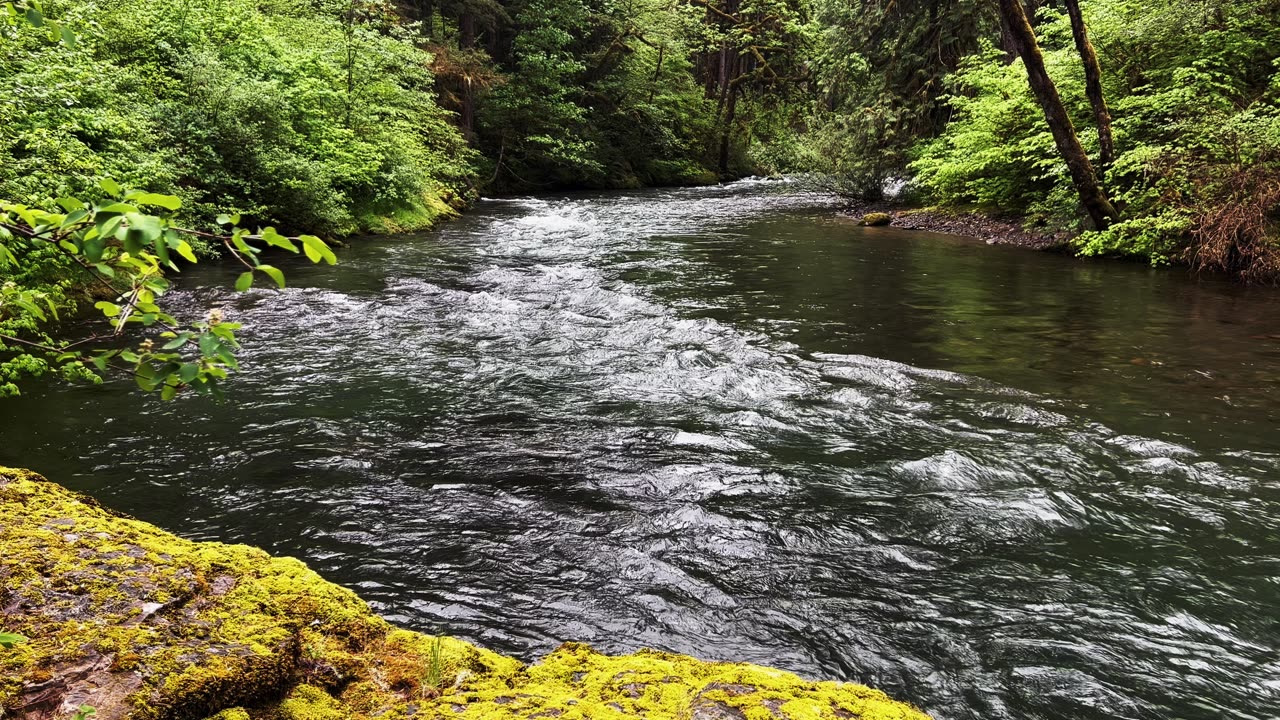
[0,467,930,720]
[842,205,1071,250]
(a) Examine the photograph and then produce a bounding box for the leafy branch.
[0,181,337,399]
[2,1,77,45]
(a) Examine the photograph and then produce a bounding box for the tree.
[691,0,810,176]
[1063,0,1114,170]
[997,0,1119,228]
[785,0,995,199]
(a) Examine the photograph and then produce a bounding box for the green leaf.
[56,197,83,213]
[83,236,105,263]
[59,24,74,46]
[230,229,256,256]
[60,208,88,229]
[94,301,121,318]
[234,272,253,292]
[216,346,238,368]
[161,332,192,350]
[127,193,182,211]
[198,333,219,357]
[300,235,337,265]
[153,235,171,267]
[179,363,200,383]
[96,214,125,239]
[257,264,285,289]
[13,299,46,321]
[91,354,109,372]
[24,6,42,27]
[260,228,298,252]
[0,631,27,649]
[99,178,122,197]
[121,213,163,255]
[175,239,198,263]
[160,384,178,401]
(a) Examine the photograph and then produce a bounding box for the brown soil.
[842,205,1071,250]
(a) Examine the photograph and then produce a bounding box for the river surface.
[4,181,1280,720]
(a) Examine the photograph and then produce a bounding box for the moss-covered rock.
[0,468,930,720]
[858,213,893,227]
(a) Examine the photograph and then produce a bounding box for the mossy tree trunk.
[1064,0,1115,171]
[998,0,1119,229]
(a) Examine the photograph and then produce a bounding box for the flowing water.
[4,181,1280,720]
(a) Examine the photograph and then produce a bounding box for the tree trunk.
[460,12,476,49]
[718,85,737,176]
[1064,0,1115,171]
[648,44,664,104]
[998,0,1119,229]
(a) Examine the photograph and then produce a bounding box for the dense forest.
[1,0,1279,392]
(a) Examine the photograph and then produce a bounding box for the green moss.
[274,685,346,720]
[203,709,251,720]
[356,188,463,234]
[417,642,927,720]
[1,467,931,720]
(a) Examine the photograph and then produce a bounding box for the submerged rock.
[0,468,930,720]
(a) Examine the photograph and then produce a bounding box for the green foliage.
[0,0,475,236]
[0,187,336,398]
[903,0,1280,276]
[3,0,76,46]
[473,0,723,189]
[909,44,1071,220]
[477,0,600,184]
[771,0,994,198]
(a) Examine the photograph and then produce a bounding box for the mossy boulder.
[858,213,893,227]
[0,468,930,720]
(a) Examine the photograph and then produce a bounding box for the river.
[3,181,1278,720]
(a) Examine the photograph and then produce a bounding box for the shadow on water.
[3,181,1279,720]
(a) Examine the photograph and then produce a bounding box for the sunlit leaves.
[126,192,182,211]
[260,227,297,252]
[300,235,336,265]
[256,264,285,288]
[174,239,198,263]
[3,1,77,45]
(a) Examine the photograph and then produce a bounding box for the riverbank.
[0,467,929,720]
[841,205,1070,250]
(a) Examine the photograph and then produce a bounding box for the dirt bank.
[844,205,1071,250]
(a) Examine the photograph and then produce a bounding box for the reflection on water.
[3,181,1279,720]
